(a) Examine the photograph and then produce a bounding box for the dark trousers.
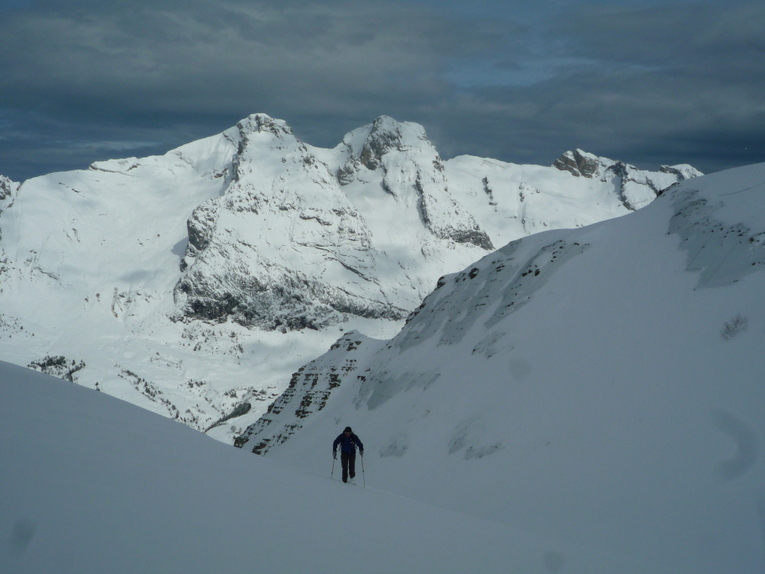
[341,452,356,482]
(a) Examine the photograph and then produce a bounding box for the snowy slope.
[0,361,684,574]
[237,163,765,573]
[0,113,698,441]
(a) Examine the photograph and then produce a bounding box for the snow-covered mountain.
[0,113,698,439]
[235,162,765,573]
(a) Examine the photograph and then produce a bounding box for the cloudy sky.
[1,0,763,181]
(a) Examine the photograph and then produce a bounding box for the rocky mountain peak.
[359,116,430,171]
[231,113,308,182]
[552,148,702,211]
[237,113,293,139]
[553,149,607,178]
[342,116,494,250]
[660,164,704,180]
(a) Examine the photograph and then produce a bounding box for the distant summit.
[554,148,704,210]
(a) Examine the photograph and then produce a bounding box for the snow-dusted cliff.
[0,113,698,438]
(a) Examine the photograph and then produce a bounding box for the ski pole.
[361,453,365,488]
[331,453,336,479]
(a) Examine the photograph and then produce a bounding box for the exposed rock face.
[660,164,703,181]
[0,175,15,199]
[554,149,702,211]
[0,175,18,210]
[0,175,18,239]
[359,116,406,171]
[235,330,381,453]
[183,200,219,265]
[174,114,495,330]
[553,149,604,178]
[336,116,494,249]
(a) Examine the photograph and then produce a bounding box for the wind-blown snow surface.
[237,163,765,573]
[0,113,697,441]
[1,361,684,574]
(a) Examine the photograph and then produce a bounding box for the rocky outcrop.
[554,149,701,211]
[0,175,15,200]
[553,149,604,178]
[0,175,18,212]
[359,116,407,171]
[28,355,86,383]
[660,164,703,181]
[234,331,381,452]
[0,175,19,240]
[181,199,219,269]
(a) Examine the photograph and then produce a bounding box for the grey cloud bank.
[0,0,763,181]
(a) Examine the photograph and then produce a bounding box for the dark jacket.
[333,432,364,455]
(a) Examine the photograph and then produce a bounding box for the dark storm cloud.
[0,0,762,180]
[0,1,437,111]
[562,3,765,68]
[428,1,765,173]
[0,0,490,179]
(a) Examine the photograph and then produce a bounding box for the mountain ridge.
[0,112,700,439]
